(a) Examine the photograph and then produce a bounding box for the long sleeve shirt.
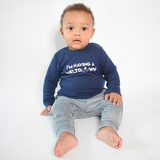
[43,43,121,107]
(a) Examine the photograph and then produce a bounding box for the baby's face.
[60,11,95,51]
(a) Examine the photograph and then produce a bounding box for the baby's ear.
[91,28,95,38]
[60,28,64,38]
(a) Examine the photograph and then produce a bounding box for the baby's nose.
[74,30,80,36]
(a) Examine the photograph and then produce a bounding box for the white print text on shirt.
[65,62,97,74]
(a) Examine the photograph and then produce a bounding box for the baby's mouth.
[73,40,81,43]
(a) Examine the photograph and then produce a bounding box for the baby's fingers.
[113,98,118,105]
[40,110,48,116]
[109,95,114,104]
[105,94,109,100]
[40,106,51,116]
[114,97,122,106]
[117,96,122,105]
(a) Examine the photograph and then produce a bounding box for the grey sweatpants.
[52,89,123,138]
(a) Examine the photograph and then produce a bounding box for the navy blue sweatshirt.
[43,43,121,107]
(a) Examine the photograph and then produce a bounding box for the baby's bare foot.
[54,131,78,158]
[96,126,122,149]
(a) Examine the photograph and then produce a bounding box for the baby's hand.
[105,93,122,106]
[40,106,51,116]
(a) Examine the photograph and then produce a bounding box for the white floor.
[1,0,160,159]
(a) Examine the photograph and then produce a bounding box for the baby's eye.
[82,28,87,31]
[68,27,73,30]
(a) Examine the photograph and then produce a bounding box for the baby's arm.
[40,106,51,116]
[105,93,122,106]
[43,54,60,112]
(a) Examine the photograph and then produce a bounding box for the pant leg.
[99,98,123,131]
[52,96,76,138]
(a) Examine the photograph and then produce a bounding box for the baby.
[40,3,123,158]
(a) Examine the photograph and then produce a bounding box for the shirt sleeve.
[43,55,60,107]
[100,48,121,95]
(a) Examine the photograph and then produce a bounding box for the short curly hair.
[60,3,95,27]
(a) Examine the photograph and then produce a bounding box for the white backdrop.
[0,0,160,160]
